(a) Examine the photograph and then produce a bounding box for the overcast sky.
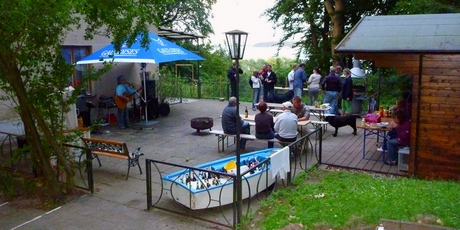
[209,0,297,59]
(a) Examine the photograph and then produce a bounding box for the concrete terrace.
[1,98,405,229]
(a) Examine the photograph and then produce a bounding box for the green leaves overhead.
[155,0,216,37]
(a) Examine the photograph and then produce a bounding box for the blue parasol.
[76,32,204,126]
[76,32,204,64]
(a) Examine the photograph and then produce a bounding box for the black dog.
[324,115,357,137]
[268,90,294,103]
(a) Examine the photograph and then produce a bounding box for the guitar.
[114,85,140,109]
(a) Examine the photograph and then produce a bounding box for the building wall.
[411,54,460,180]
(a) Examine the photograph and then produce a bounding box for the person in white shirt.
[274,101,298,143]
[287,64,298,91]
[251,70,263,111]
[307,67,322,106]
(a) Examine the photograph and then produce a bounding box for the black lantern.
[225,30,248,60]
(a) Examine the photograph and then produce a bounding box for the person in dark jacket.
[255,102,275,148]
[221,97,250,149]
[262,64,277,102]
[385,110,411,165]
[340,68,353,116]
[227,63,243,98]
[321,66,342,114]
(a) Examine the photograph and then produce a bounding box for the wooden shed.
[335,13,460,180]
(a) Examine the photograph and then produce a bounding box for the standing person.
[227,62,243,98]
[385,110,411,165]
[335,66,343,77]
[340,68,353,116]
[255,102,275,148]
[307,67,322,106]
[115,75,141,129]
[259,64,267,78]
[321,67,342,115]
[262,64,277,102]
[293,63,307,98]
[221,97,251,150]
[274,101,298,144]
[251,70,263,111]
[287,64,298,91]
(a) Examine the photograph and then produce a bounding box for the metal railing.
[0,132,94,193]
[0,131,35,175]
[145,127,323,229]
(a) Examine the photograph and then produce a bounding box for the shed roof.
[335,13,460,54]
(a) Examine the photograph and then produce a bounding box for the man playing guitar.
[115,74,141,129]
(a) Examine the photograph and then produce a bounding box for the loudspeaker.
[145,80,156,99]
[158,103,170,117]
[146,97,159,119]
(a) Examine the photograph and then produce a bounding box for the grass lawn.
[246,168,460,229]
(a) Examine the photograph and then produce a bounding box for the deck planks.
[321,128,406,176]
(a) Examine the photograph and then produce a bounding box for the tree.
[155,0,216,37]
[0,0,182,200]
[264,0,398,71]
[391,0,460,14]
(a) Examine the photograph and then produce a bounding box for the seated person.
[291,96,310,121]
[274,101,298,144]
[291,96,310,135]
[379,97,410,152]
[255,102,275,148]
[385,110,410,165]
[392,98,409,118]
[221,97,251,150]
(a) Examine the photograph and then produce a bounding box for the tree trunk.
[324,0,345,67]
[4,70,75,199]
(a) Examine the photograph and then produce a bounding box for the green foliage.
[252,169,460,229]
[0,171,37,197]
[391,0,460,14]
[263,0,399,72]
[155,0,216,36]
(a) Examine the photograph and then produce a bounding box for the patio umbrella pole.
[142,63,149,123]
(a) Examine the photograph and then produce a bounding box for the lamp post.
[224,29,248,224]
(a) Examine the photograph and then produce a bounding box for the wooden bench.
[309,120,329,137]
[81,137,143,180]
[204,130,283,152]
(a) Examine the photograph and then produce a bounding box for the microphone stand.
[135,90,149,122]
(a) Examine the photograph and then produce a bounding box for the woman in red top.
[385,110,411,165]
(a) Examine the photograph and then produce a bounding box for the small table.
[274,87,308,92]
[356,122,392,162]
[307,106,331,121]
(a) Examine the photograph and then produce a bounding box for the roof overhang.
[157,27,206,40]
[335,14,460,75]
[335,14,460,55]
